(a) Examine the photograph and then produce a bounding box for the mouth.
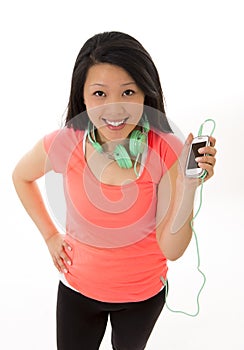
[102,118,129,129]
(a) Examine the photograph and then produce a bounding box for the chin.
[98,125,133,142]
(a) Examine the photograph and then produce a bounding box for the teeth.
[105,119,126,127]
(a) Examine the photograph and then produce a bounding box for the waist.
[64,233,168,302]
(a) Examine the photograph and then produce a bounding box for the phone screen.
[187,141,207,169]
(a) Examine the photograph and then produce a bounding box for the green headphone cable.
[161,118,216,317]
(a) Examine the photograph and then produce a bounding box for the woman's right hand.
[45,233,72,273]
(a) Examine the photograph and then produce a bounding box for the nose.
[102,102,126,118]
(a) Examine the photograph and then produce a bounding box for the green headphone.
[87,116,150,171]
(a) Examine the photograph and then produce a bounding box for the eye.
[123,89,135,96]
[93,90,106,97]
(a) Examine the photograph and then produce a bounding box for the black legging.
[57,281,167,350]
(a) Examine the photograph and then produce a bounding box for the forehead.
[85,63,134,86]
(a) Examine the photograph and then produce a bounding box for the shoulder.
[149,129,183,158]
[43,127,85,154]
[42,127,85,173]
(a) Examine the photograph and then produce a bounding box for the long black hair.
[65,31,172,133]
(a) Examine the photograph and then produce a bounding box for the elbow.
[12,166,25,188]
[164,252,182,261]
[12,165,22,186]
[165,253,183,261]
[160,245,187,261]
[12,167,18,186]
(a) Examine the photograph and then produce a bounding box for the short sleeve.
[43,127,84,173]
[43,130,59,153]
[161,132,183,171]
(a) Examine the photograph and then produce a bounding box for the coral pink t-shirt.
[43,126,182,302]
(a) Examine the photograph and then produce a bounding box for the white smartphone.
[185,135,210,178]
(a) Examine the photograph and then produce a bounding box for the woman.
[12,31,216,349]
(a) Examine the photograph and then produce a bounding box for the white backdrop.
[1,0,243,349]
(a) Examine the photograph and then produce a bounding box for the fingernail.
[67,260,71,265]
[195,157,201,162]
[64,268,68,273]
[68,246,72,251]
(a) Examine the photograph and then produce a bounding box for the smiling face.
[83,63,145,143]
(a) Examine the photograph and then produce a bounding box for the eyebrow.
[89,81,136,87]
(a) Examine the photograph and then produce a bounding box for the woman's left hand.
[195,135,217,181]
[178,134,217,185]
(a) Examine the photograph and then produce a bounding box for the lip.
[102,117,129,130]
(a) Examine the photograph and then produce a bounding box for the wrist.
[176,175,198,194]
[44,231,60,244]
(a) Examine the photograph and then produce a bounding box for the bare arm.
[12,139,57,240]
[12,139,72,272]
[156,162,196,260]
[156,134,217,261]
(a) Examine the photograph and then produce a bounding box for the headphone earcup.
[114,144,133,169]
[87,119,149,170]
[129,130,147,157]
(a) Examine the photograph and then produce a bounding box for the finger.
[62,240,72,252]
[209,136,216,147]
[61,243,72,266]
[60,248,73,266]
[52,256,62,272]
[186,133,194,145]
[198,162,214,179]
[180,133,193,159]
[60,250,72,266]
[195,155,216,166]
[56,254,69,273]
[178,133,194,172]
[54,247,70,272]
[198,145,217,157]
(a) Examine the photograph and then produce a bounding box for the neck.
[95,130,128,153]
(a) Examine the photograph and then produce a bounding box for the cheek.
[126,103,144,120]
[84,97,97,109]
[86,105,105,126]
[84,97,104,118]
